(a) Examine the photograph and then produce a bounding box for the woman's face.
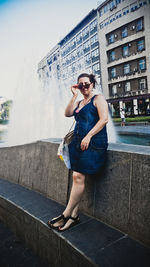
[78,77,93,96]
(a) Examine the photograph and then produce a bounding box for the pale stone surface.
[0,141,150,246]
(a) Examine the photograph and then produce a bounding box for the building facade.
[38,44,60,81]
[97,0,150,116]
[37,9,102,87]
[58,9,101,84]
[38,0,150,117]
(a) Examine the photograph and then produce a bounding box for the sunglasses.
[78,83,91,90]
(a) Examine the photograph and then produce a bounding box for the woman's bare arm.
[64,95,79,117]
[64,85,79,117]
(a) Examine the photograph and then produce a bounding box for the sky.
[0,0,104,100]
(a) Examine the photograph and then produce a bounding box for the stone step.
[0,178,149,267]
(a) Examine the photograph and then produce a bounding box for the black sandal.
[47,214,70,229]
[58,215,80,232]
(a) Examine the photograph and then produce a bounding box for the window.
[124,63,130,74]
[76,32,82,43]
[70,38,76,48]
[47,57,52,65]
[83,40,90,50]
[112,85,117,95]
[109,14,116,23]
[125,82,131,92]
[137,39,145,51]
[71,51,77,61]
[100,22,104,29]
[99,9,103,17]
[115,10,122,19]
[72,63,76,73]
[123,45,129,57]
[116,0,121,4]
[66,43,71,54]
[109,51,115,61]
[90,20,97,31]
[78,58,83,70]
[104,18,109,26]
[111,68,116,78]
[109,0,116,10]
[130,1,138,11]
[122,27,128,38]
[139,0,147,7]
[139,58,146,70]
[85,53,91,64]
[108,33,114,44]
[82,26,89,37]
[91,48,99,58]
[136,18,143,31]
[139,78,146,89]
[104,4,108,13]
[77,45,83,57]
[92,63,100,72]
[91,34,98,45]
[86,66,92,73]
[123,6,129,15]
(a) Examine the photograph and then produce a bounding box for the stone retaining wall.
[0,141,149,247]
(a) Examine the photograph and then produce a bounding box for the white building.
[97,0,150,116]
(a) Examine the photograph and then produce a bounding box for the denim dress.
[68,95,108,174]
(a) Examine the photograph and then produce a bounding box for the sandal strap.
[50,214,70,224]
[50,214,64,224]
[69,215,79,221]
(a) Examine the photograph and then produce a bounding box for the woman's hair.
[77,73,97,88]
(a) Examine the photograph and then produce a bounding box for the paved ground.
[0,221,49,267]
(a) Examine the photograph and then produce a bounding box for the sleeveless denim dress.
[68,95,108,174]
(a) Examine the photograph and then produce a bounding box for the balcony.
[106,31,144,50]
[108,69,147,84]
[107,51,146,68]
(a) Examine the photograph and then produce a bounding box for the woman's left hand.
[81,135,91,151]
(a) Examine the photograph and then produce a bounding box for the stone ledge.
[0,141,150,246]
[0,178,149,267]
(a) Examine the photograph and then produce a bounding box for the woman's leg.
[49,171,85,228]
[71,203,79,217]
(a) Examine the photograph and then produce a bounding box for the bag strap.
[68,120,75,133]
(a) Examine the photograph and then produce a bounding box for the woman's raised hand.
[71,84,78,97]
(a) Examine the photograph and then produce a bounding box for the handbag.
[57,120,75,169]
[64,130,74,145]
[64,120,75,145]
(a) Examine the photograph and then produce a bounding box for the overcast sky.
[0,0,104,100]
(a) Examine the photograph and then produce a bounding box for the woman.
[47,73,108,232]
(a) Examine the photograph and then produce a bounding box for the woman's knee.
[73,172,85,184]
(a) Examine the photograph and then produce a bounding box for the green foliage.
[0,100,13,122]
[113,116,150,122]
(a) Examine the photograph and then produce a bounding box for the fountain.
[2,58,117,147]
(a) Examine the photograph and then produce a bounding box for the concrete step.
[0,178,149,267]
[0,220,49,266]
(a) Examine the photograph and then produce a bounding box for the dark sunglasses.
[78,83,91,90]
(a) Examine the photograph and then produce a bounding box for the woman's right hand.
[71,84,78,97]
